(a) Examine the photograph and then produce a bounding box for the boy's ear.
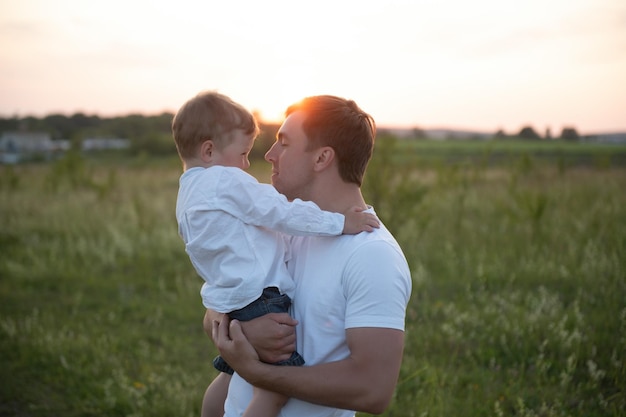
[312,146,335,172]
[199,139,214,163]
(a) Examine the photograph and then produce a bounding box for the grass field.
[1,140,625,416]
[388,137,626,168]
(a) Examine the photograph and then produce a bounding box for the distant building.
[581,133,626,144]
[0,131,63,164]
[82,138,131,151]
[377,127,492,140]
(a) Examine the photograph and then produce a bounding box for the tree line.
[0,113,279,158]
[0,112,583,159]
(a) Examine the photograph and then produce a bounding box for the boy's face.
[212,129,254,170]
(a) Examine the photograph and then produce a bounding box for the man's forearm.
[243,354,392,413]
[218,319,404,414]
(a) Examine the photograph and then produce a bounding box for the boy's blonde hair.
[172,91,259,160]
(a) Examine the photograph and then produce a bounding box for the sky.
[1,0,625,135]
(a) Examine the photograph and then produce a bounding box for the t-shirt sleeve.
[214,168,345,236]
[343,240,412,331]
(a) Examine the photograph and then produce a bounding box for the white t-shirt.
[224,216,412,417]
[175,166,345,312]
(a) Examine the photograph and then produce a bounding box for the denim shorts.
[213,287,305,374]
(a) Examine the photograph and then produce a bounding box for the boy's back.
[177,165,294,312]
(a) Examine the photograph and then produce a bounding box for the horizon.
[2,0,625,135]
[1,109,624,137]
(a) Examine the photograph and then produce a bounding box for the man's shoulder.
[352,224,404,251]
[295,227,408,270]
[345,227,410,272]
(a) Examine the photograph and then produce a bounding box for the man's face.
[265,111,315,201]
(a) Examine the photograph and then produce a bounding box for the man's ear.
[199,139,214,163]
[313,146,335,172]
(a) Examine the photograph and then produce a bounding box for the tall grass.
[364,139,625,416]
[1,156,210,416]
[1,142,625,416]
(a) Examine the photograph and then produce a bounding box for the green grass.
[1,141,625,416]
[387,137,626,168]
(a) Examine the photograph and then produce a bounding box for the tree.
[518,126,541,140]
[560,127,579,141]
[545,127,552,140]
[412,127,426,139]
[43,114,76,139]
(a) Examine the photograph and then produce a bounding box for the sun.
[250,65,320,124]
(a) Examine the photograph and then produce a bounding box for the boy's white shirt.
[175,165,345,312]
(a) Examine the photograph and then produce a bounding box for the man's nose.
[265,144,276,162]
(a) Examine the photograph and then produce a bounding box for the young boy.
[172,91,379,417]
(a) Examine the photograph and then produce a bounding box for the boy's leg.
[243,388,288,417]
[202,372,231,417]
[229,288,301,417]
[231,287,304,364]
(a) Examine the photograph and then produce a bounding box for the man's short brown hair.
[286,95,376,186]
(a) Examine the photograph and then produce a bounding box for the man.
[209,95,412,416]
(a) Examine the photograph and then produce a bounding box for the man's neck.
[309,179,368,214]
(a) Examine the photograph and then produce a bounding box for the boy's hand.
[343,206,380,234]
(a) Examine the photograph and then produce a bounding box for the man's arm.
[213,316,405,415]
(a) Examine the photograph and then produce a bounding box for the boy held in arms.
[172,91,379,417]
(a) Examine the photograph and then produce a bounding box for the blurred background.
[1,0,625,135]
[1,1,625,416]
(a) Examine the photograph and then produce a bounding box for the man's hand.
[239,313,298,363]
[343,206,380,234]
[205,309,297,364]
[212,315,260,376]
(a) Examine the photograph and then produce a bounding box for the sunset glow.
[1,0,625,134]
